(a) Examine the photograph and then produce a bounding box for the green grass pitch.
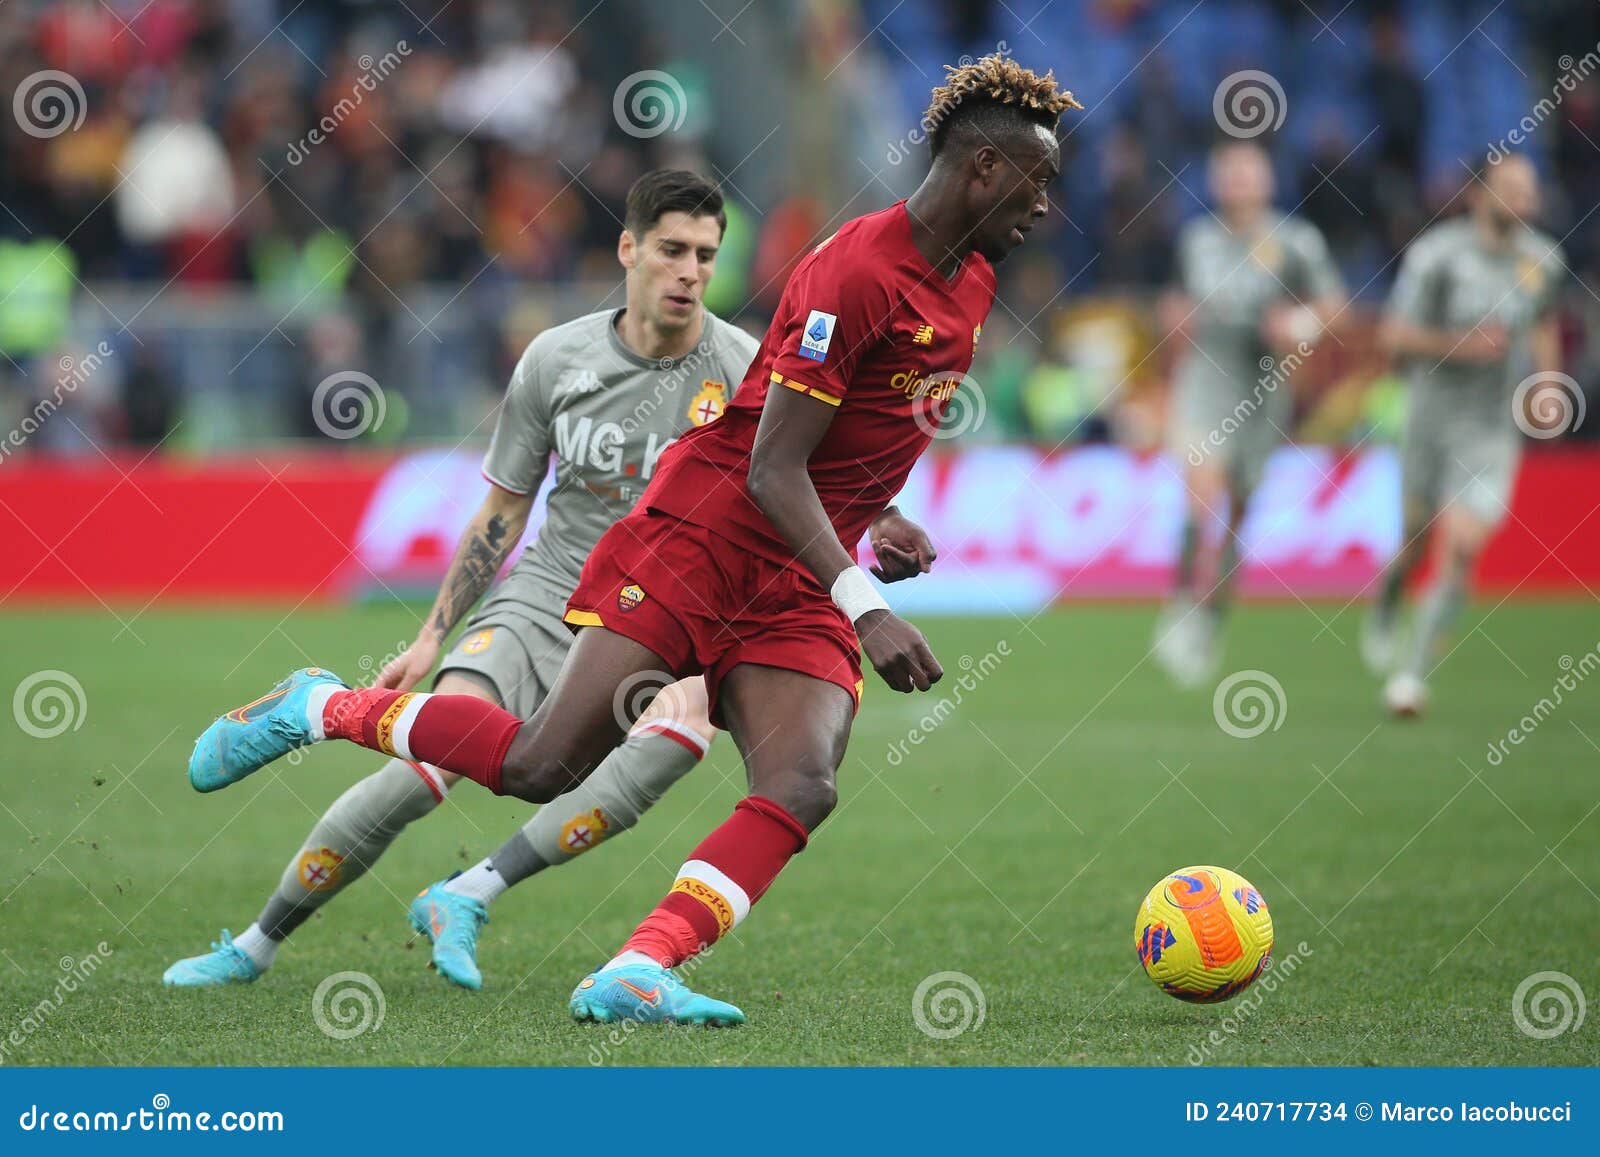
[1,601,1595,1066]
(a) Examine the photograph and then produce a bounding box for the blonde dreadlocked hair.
[923,54,1082,157]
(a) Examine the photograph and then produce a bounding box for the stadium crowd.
[0,0,1595,450]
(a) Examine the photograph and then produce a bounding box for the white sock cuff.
[303,683,339,742]
[232,922,278,970]
[387,693,430,761]
[677,859,752,928]
[634,718,711,760]
[442,858,508,905]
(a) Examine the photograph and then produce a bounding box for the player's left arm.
[1528,241,1567,375]
[1529,318,1561,376]
[1265,224,1346,352]
[866,506,936,582]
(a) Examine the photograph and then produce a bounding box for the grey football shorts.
[434,564,576,720]
[1400,423,1520,525]
[1171,367,1291,495]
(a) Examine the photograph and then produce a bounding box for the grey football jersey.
[1174,212,1343,388]
[482,308,760,592]
[1386,217,1565,430]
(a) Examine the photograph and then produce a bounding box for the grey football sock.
[1208,529,1241,621]
[1399,560,1468,681]
[1173,518,1200,597]
[256,758,445,942]
[489,727,707,888]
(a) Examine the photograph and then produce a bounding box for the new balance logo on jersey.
[555,369,604,398]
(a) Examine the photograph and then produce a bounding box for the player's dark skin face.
[907,124,1060,275]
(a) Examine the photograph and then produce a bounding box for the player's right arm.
[1380,233,1505,365]
[746,238,941,694]
[378,341,551,691]
[747,387,942,693]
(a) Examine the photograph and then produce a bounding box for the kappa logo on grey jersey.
[555,368,604,398]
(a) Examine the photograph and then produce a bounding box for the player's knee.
[768,761,838,831]
[498,736,593,803]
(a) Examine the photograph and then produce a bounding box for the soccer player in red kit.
[190,55,1080,1024]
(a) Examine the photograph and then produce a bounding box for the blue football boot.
[189,667,346,793]
[409,877,489,990]
[569,960,745,1026]
[162,930,261,987]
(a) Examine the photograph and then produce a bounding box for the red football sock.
[320,687,521,794]
[620,795,810,967]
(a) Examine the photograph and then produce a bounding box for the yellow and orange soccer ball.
[1134,866,1273,1003]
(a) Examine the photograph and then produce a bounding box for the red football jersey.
[645,201,997,564]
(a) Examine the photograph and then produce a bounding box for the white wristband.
[830,565,889,624]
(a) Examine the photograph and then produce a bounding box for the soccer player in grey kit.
[1155,141,1344,685]
[162,171,765,989]
[1367,155,1565,715]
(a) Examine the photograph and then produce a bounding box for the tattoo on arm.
[429,513,515,639]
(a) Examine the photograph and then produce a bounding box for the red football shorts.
[564,509,864,727]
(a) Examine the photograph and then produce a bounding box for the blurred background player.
[164,171,757,990]
[1367,155,1565,716]
[1154,141,1345,686]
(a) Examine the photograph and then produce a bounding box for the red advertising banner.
[2,446,1596,607]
